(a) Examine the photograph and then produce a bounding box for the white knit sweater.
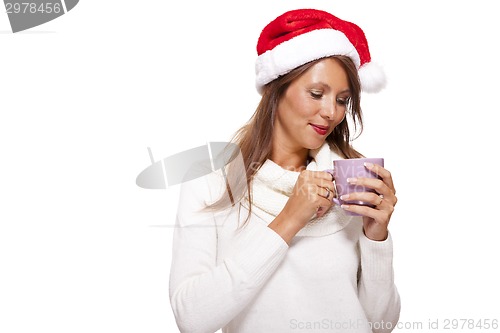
[169,144,400,333]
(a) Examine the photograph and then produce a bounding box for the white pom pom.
[358,62,387,93]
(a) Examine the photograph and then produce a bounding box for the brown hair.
[204,55,363,222]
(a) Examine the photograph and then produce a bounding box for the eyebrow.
[313,81,351,94]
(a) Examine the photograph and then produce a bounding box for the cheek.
[327,110,347,136]
[334,109,347,126]
[280,94,316,121]
[291,103,312,119]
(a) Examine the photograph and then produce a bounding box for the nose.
[320,97,337,120]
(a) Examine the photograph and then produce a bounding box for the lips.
[310,123,329,135]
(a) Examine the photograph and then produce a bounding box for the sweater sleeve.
[357,233,401,333]
[169,172,289,333]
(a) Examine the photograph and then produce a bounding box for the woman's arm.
[169,172,288,333]
[357,233,401,333]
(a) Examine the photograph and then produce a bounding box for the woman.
[169,8,400,333]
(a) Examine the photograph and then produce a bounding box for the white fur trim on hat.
[255,29,360,93]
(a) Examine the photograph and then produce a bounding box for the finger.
[299,171,334,188]
[316,187,334,206]
[324,169,335,182]
[316,206,324,218]
[303,182,331,205]
[341,203,392,221]
[317,179,335,192]
[315,170,335,182]
[364,162,396,194]
[316,186,331,200]
[347,177,395,202]
[316,204,333,218]
[340,192,384,207]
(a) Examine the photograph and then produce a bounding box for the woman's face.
[274,58,350,152]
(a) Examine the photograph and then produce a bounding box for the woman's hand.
[340,162,397,241]
[284,170,335,224]
[269,170,334,244]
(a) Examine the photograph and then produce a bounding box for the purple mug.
[326,158,384,216]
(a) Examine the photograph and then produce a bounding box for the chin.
[304,139,326,150]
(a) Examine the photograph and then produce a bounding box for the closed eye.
[336,97,350,105]
[310,90,323,99]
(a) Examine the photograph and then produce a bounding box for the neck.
[270,144,309,172]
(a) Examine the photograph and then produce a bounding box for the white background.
[1,0,499,332]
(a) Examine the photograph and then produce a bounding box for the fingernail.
[364,162,374,168]
[347,178,357,184]
[341,204,350,210]
[340,194,349,200]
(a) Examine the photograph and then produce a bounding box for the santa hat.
[255,9,385,94]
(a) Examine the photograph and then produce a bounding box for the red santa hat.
[255,8,386,94]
